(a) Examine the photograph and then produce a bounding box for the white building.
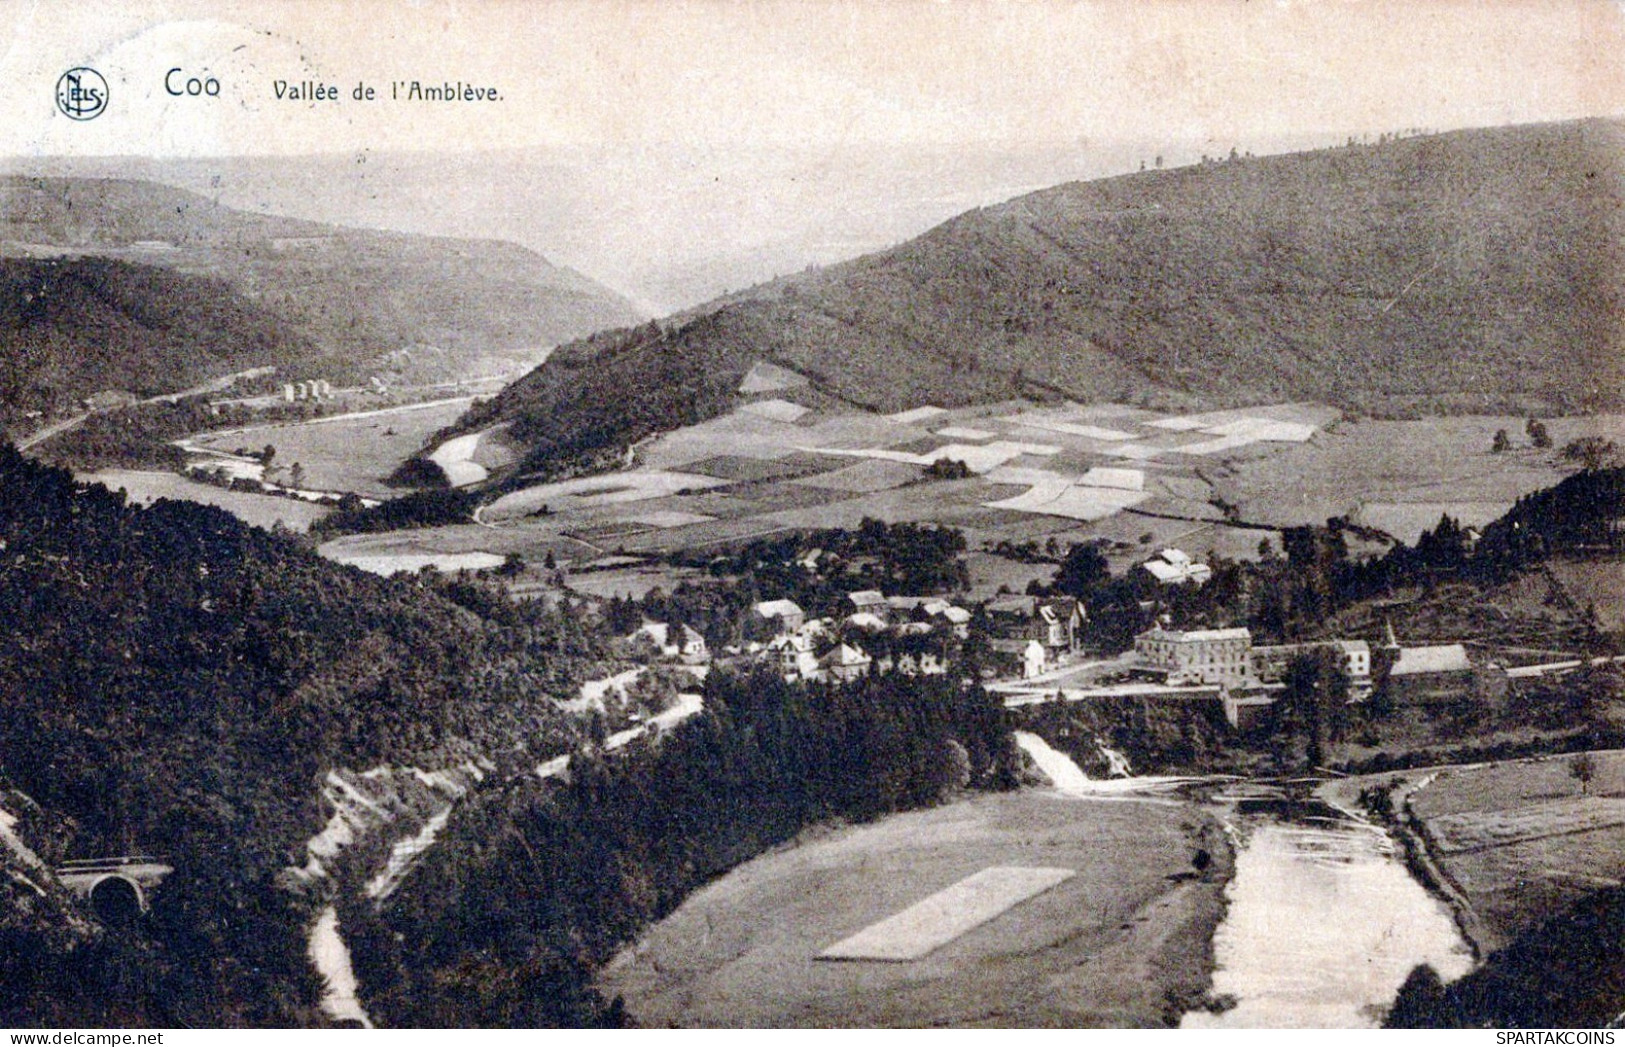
[1142,548,1213,586]
[755,599,806,634]
[1134,626,1252,685]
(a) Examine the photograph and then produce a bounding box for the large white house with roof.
[1134,626,1253,685]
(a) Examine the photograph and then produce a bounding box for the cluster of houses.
[626,587,1092,687]
[982,595,1086,679]
[1130,620,1506,728]
[753,591,974,683]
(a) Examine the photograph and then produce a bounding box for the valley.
[2,110,1623,1033]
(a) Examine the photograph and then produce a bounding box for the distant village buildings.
[1250,640,1374,699]
[755,599,805,634]
[984,595,1084,653]
[752,590,972,684]
[283,379,334,403]
[1123,619,1504,727]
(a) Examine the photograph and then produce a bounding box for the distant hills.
[0,177,644,416]
[451,118,1624,480]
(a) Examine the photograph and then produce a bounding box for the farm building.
[1250,640,1373,700]
[848,590,889,617]
[991,638,1048,680]
[817,643,873,683]
[1141,548,1213,586]
[636,622,708,663]
[1037,599,1084,652]
[1381,643,1480,704]
[768,633,819,681]
[984,595,1081,651]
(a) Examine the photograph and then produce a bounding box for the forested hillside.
[343,668,1018,1026]
[452,117,1624,479]
[0,256,315,424]
[0,446,604,1024]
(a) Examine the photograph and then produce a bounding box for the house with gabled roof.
[817,643,873,683]
[755,599,805,633]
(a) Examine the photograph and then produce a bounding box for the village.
[573,530,1612,754]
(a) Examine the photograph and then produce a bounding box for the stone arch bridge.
[55,856,173,922]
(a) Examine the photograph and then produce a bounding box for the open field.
[1213,415,1625,532]
[1393,753,1625,951]
[817,865,1076,962]
[1547,559,1625,631]
[84,469,330,532]
[597,790,1230,1027]
[184,398,478,499]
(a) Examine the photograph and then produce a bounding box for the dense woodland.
[1387,885,1625,1028]
[0,446,613,1024]
[0,257,313,426]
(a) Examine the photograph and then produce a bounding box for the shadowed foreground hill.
[0,446,600,1024]
[453,118,1624,479]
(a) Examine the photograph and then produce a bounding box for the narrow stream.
[309,906,373,1028]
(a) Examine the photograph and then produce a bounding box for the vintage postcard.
[0,0,1623,1034]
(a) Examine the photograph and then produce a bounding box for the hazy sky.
[3,0,1623,308]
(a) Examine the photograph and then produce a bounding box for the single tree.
[1570,751,1599,796]
[1526,418,1552,449]
[1491,429,1511,453]
[1054,543,1110,598]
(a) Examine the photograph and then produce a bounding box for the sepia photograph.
[0,0,1623,1032]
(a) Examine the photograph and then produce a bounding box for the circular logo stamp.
[56,67,109,121]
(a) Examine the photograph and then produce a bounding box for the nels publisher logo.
[55,67,108,121]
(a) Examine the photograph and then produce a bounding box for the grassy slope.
[463,118,1624,477]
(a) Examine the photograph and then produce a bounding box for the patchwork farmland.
[294,383,1619,588]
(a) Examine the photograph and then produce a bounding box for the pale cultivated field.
[1546,560,1625,631]
[324,550,505,576]
[483,471,728,521]
[186,398,475,498]
[817,866,1076,961]
[86,469,330,531]
[790,458,923,493]
[1214,416,1624,528]
[598,791,1229,1028]
[314,403,1620,590]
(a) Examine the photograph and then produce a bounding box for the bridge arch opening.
[89,875,143,925]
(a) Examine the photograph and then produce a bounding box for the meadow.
[597,791,1229,1027]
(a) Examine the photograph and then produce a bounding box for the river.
[1015,733,1474,1026]
[1184,796,1474,1028]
